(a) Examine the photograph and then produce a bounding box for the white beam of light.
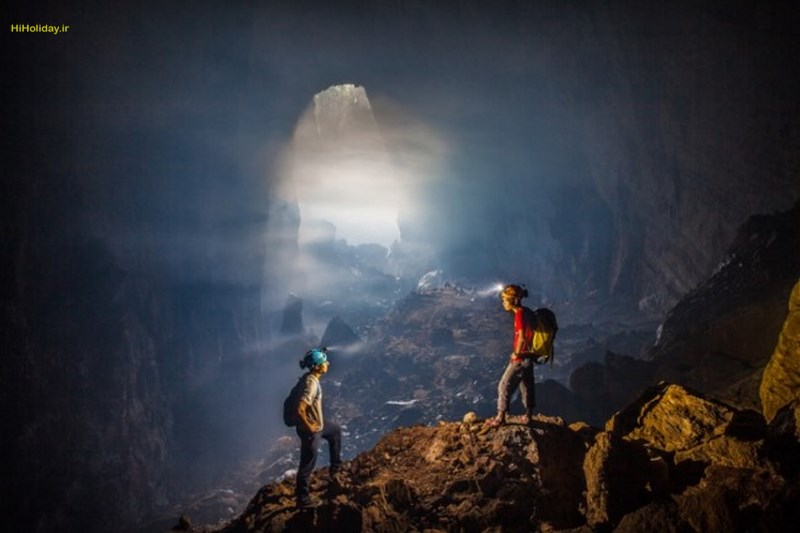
[293,152,403,247]
[282,84,449,250]
[263,85,450,310]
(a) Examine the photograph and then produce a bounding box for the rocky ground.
[138,285,657,531]
[157,275,800,532]
[202,381,800,532]
[146,203,799,532]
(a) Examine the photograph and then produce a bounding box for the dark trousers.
[295,420,342,501]
[497,358,535,416]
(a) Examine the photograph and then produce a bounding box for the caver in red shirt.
[512,306,537,362]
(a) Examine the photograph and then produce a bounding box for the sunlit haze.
[289,84,406,248]
[295,156,402,247]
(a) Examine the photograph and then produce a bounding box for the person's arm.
[513,333,526,357]
[297,401,322,433]
[511,309,526,359]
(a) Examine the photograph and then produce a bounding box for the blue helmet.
[301,347,328,369]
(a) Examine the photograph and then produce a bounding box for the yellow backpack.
[530,308,558,365]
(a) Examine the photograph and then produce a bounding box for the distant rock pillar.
[280,293,304,335]
[760,279,800,423]
[320,315,361,349]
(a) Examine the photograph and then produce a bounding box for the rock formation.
[280,294,304,335]
[215,383,800,532]
[154,268,800,531]
[568,201,800,421]
[560,4,800,312]
[320,315,361,349]
[760,279,800,423]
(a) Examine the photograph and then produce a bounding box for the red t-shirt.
[512,307,536,361]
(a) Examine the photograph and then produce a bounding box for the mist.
[4,0,800,531]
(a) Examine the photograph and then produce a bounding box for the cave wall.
[1,175,172,530]
[1,177,272,531]
[2,3,278,531]
[376,2,800,313]
[573,2,800,311]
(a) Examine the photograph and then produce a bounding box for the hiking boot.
[329,463,346,483]
[296,496,321,509]
[484,415,505,428]
[326,469,347,498]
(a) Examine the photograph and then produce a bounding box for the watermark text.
[10,24,70,36]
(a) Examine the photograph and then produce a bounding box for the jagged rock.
[673,465,786,532]
[674,433,765,472]
[320,315,361,349]
[606,383,737,452]
[218,377,800,533]
[764,401,800,480]
[221,420,586,532]
[768,401,800,443]
[585,382,794,530]
[760,279,800,423]
[171,514,193,531]
[582,431,654,529]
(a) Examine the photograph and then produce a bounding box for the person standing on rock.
[294,347,342,508]
[485,284,537,427]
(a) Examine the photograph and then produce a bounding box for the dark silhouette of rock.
[171,514,193,531]
[320,315,360,349]
[569,351,655,426]
[280,294,304,335]
[582,431,654,529]
[765,401,800,482]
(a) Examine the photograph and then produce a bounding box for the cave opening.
[291,83,405,249]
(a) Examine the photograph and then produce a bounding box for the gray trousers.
[497,358,535,416]
[295,420,342,501]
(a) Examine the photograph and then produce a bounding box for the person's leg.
[519,360,536,420]
[493,361,522,423]
[320,420,342,472]
[295,430,319,504]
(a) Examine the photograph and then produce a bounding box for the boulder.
[606,383,736,452]
[582,431,654,529]
[760,279,800,423]
[673,465,786,532]
[221,378,800,532]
